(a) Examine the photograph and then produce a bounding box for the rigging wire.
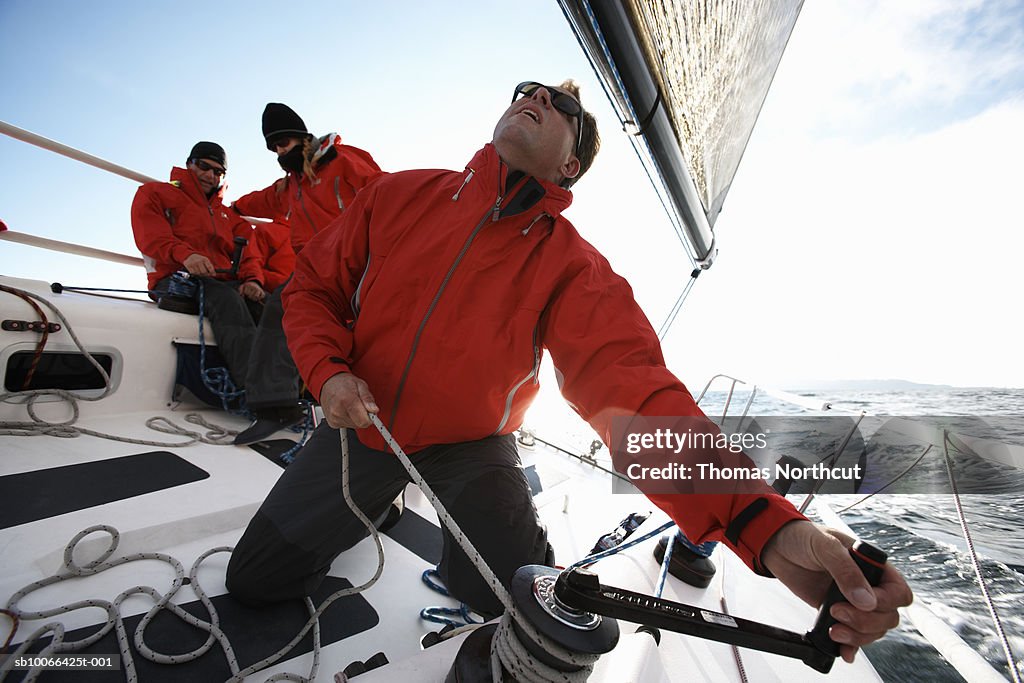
[832,444,933,514]
[798,412,866,514]
[941,431,1022,683]
[656,269,701,341]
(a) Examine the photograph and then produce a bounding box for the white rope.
[0,285,235,448]
[489,613,597,683]
[366,414,598,681]
[2,430,387,683]
[716,556,748,683]
[2,337,601,682]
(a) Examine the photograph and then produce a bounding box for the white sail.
[559,0,803,266]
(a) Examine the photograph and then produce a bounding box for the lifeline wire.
[832,444,933,514]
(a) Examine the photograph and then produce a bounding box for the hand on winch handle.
[320,372,380,429]
[183,253,216,277]
[762,520,913,663]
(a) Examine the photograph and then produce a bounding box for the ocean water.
[785,388,1024,683]
[523,386,1024,682]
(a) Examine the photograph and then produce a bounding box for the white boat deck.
[0,276,881,681]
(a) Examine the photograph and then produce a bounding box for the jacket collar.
[170,166,225,206]
[461,144,573,221]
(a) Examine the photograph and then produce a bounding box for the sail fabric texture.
[627,0,803,226]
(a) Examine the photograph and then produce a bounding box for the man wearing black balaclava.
[233,103,383,253]
[228,104,384,444]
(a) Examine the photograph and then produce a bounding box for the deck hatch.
[3,349,114,391]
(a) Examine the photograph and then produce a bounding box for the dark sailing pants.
[242,284,301,410]
[226,427,552,618]
[158,276,300,409]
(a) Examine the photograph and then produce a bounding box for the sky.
[1,0,1023,390]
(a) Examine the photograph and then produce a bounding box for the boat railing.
[0,119,268,269]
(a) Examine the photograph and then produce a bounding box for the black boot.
[233,404,307,446]
[653,533,717,589]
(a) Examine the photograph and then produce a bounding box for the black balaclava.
[278,143,307,174]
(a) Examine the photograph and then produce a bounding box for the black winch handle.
[805,541,888,668]
[215,236,249,278]
[553,539,888,674]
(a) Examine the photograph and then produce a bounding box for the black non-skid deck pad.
[384,509,443,565]
[0,451,209,530]
[7,576,379,682]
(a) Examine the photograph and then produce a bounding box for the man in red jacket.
[233,102,383,253]
[131,142,302,425]
[227,83,910,663]
[227,104,384,444]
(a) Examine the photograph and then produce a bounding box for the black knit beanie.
[188,141,227,169]
[262,103,309,150]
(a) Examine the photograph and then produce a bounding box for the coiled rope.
[4,392,654,682]
[2,426,387,682]
[0,284,232,447]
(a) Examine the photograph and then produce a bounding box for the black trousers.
[226,426,552,617]
[158,276,300,409]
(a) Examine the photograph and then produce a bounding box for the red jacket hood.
[169,166,226,206]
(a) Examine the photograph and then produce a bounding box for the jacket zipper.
[351,254,371,317]
[452,168,475,201]
[389,193,503,430]
[492,324,542,435]
[522,213,547,236]
[296,183,318,236]
[192,171,221,266]
[334,177,344,210]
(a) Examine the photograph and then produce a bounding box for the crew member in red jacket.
[227,83,910,663]
[131,142,300,418]
[227,104,384,444]
[233,102,383,253]
[250,220,295,293]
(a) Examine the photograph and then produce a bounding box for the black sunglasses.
[512,81,583,156]
[191,158,226,177]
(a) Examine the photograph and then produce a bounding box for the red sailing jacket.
[131,167,261,290]
[283,144,805,573]
[233,134,383,253]
[251,221,296,292]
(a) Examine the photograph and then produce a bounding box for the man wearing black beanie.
[233,103,383,253]
[228,104,384,444]
[132,142,292,424]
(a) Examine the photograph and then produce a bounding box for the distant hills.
[780,379,957,392]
